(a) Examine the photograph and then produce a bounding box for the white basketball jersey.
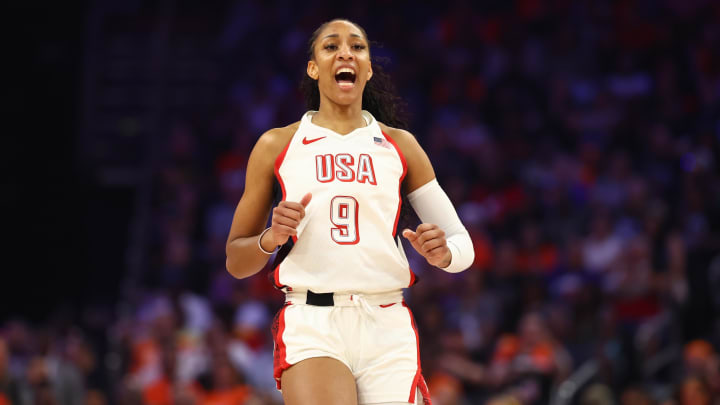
[273,111,415,293]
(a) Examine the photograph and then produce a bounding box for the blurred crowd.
[4,0,720,404]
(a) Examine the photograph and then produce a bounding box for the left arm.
[380,124,474,273]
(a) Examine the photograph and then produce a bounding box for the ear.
[367,62,373,81]
[307,60,319,80]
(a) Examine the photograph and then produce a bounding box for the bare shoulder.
[255,121,300,156]
[246,121,300,180]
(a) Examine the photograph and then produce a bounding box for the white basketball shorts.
[271,290,431,404]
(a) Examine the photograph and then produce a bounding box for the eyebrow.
[322,33,363,39]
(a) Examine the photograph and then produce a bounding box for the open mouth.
[335,68,356,89]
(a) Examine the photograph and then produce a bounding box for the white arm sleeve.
[406,179,474,273]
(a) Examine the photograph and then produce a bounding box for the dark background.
[7,2,97,320]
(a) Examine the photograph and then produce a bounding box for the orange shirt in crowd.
[492,334,556,373]
[130,339,160,376]
[143,378,172,405]
[199,386,251,405]
[144,378,210,405]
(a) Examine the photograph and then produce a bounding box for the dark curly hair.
[299,19,408,130]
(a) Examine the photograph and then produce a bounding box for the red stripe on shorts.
[403,301,432,404]
[272,303,292,389]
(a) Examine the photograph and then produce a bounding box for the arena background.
[5,1,720,404]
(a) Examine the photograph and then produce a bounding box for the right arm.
[380,123,474,273]
[225,124,307,279]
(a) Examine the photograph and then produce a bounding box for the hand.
[264,193,312,248]
[402,223,452,268]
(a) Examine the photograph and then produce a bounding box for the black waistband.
[306,290,334,306]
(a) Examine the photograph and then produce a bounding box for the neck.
[312,98,366,135]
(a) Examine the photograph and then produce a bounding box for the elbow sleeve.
[407,179,474,273]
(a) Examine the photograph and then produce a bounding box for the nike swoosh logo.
[302,136,326,145]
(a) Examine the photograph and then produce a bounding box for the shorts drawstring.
[350,293,376,321]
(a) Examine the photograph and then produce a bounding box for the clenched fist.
[402,223,452,268]
[260,193,312,250]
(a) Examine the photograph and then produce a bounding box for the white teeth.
[337,67,355,75]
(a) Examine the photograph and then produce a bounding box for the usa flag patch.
[373,136,392,149]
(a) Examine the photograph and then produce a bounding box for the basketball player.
[226,19,474,405]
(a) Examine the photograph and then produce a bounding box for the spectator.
[197,356,252,405]
[0,338,19,405]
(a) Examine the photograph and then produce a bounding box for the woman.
[226,19,474,405]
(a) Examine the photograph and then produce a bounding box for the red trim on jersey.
[273,138,298,283]
[382,131,407,238]
[271,265,292,291]
[383,130,417,287]
[379,303,396,308]
[272,264,283,289]
[274,140,291,201]
[403,301,432,405]
[272,303,292,389]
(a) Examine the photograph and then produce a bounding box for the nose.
[337,43,354,60]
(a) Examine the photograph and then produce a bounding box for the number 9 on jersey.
[330,196,359,245]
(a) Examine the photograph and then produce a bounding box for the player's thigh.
[281,356,358,405]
